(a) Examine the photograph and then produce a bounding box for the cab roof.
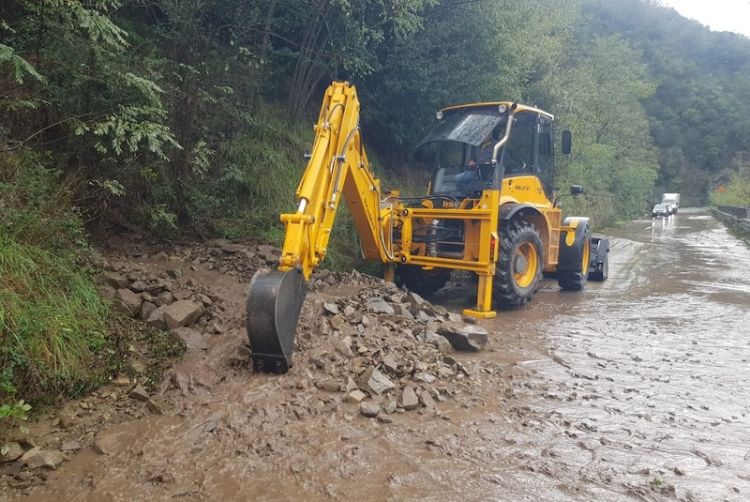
[440,102,554,120]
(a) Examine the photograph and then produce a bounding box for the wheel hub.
[514,254,528,275]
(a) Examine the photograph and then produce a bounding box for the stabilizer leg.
[246,269,308,373]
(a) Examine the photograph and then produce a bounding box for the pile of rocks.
[291,273,492,421]
[97,260,225,344]
[151,240,278,282]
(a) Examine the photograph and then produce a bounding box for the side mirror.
[570,184,584,195]
[561,130,572,155]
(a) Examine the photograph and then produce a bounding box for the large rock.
[19,448,64,469]
[139,301,157,321]
[400,387,419,410]
[171,327,207,350]
[93,431,126,455]
[358,367,395,395]
[146,305,168,329]
[360,401,380,418]
[128,384,150,401]
[1,442,24,463]
[437,322,489,352]
[164,300,203,329]
[103,271,130,289]
[114,288,143,317]
[365,297,395,315]
[98,285,117,301]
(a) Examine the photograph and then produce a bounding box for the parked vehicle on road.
[662,193,680,213]
[652,203,671,218]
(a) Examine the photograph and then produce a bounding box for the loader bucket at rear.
[246,268,307,373]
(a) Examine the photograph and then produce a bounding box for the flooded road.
[10,210,750,501]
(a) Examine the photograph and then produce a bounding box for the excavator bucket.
[246,269,307,373]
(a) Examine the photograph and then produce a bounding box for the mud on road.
[3,209,750,501]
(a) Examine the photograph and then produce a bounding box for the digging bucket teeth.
[246,268,307,373]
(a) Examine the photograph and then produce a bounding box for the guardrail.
[711,205,750,233]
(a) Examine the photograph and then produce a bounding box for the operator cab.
[415,103,557,199]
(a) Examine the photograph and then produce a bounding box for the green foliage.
[710,159,750,207]
[0,400,31,424]
[0,153,111,404]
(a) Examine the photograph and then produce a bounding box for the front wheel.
[558,220,591,291]
[494,220,543,306]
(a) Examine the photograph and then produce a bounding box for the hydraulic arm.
[246,82,390,372]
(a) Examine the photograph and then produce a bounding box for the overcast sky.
[660,0,750,37]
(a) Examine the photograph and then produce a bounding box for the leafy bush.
[0,152,110,406]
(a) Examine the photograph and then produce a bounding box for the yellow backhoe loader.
[246,81,609,373]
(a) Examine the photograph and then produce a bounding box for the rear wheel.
[494,221,543,306]
[396,265,451,296]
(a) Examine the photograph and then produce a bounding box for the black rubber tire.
[589,253,608,282]
[558,228,591,291]
[396,265,451,296]
[494,220,544,307]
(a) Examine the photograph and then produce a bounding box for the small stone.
[129,280,148,292]
[154,291,174,306]
[418,390,436,409]
[333,338,354,358]
[1,442,24,463]
[220,243,245,254]
[382,399,398,414]
[323,303,340,315]
[359,368,395,395]
[329,315,346,331]
[360,402,380,418]
[128,384,150,401]
[382,355,399,373]
[146,399,163,415]
[414,372,436,384]
[164,300,203,329]
[112,376,131,386]
[60,441,81,452]
[20,448,64,469]
[146,305,168,329]
[140,301,157,321]
[400,388,419,410]
[93,432,123,455]
[346,390,367,403]
[377,414,394,424]
[391,303,414,319]
[316,379,341,393]
[425,332,453,353]
[407,291,427,308]
[198,294,212,306]
[114,288,143,317]
[98,285,117,301]
[166,267,183,279]
[173,289,192,301]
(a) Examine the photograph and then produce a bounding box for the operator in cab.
[455,126,500,192]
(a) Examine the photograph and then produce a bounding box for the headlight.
[436,111,444,120]
[498,104,507,114]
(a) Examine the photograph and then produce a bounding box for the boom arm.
[278,82,389,279]
[246,82,391,373]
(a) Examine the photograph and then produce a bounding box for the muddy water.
[16,211,750,501]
